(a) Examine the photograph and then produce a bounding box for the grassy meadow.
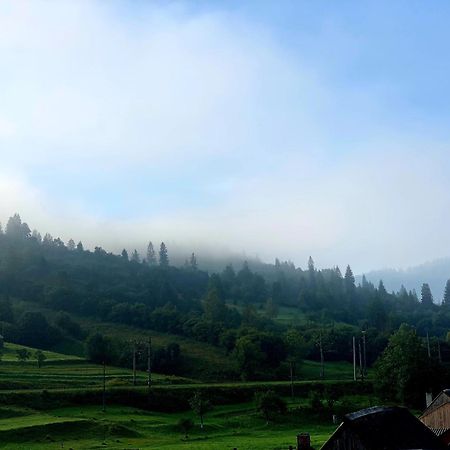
[0,342,375,449]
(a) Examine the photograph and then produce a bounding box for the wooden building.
[321,406,446,450]
[421,390,450,446]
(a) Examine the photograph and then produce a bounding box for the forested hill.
[361,258,450,303]
[1,213,450,380]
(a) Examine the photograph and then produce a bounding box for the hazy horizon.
[2,1,450,274]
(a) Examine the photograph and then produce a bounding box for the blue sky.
[1,0,450,271]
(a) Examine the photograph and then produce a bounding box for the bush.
[254,390,287,423]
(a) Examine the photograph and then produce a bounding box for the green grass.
[13,299,237,380]
[0,402,340,449]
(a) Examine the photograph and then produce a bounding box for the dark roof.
[422,390,450,418]
[321,406,446,450]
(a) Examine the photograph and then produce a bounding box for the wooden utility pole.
[147,337,152,390]
[319,333,324,379]
[132,340,137,386]
[289,360,294,399]
[362,331,367,377]
[102,360,106,412]
[352,336,357,381]
[359,339,364,382]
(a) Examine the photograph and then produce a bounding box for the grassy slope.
[0,403,338,449]
[13,299,236,380]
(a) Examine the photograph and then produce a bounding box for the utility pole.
[102,360,106,412]
[359,339,364,382]
[319,333,324,379]
[426,331,431,359]
[362,331,367,377]
[352,336,357,381]
[289,360,294,399]
[133,340,137,386]
[147,337,152,391]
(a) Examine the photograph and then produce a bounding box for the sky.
[1,0,450,272]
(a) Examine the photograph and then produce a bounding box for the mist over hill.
[360,258,450,303]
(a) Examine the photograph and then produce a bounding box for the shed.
[420,390,450,446]
[321,406,446,450]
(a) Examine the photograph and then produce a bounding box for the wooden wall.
[421,403,450,429]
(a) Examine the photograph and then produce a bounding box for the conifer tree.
[67,239,75,251]
[443,280,450,306]
[421,283,433,307]
[159,242,169,267]
[190,252,197,270]
[147,241,157,266]
[131,249,140,263]
[76,241,84,252]
[121,249,129,261]
[344,265,355,292]
[378,280,387,296]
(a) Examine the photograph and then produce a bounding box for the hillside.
[361,258,450,302]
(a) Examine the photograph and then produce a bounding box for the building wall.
[421,403,450,429]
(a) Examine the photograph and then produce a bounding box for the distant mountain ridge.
[359,258,450,303]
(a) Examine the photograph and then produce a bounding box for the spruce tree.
[421,283,433,307]
[443,280,450,306]
[131,249,140,263]
[147,241,157,266]
[159,242,169,267]
[67,239,75,251]
[189,252,197,270]
[344,265,355,292]
[121,249,129,261]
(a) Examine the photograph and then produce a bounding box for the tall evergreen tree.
[76,241,84,252]
[121,249,129,261]
[378,280,387,296]
[159,242,169,267]
[421,283,433,307]
[362,274,369,289]
[344,265,355,292]
[308,256,315,274]
[147,241,157,266]
[189,252,197,270]
[67,239,75,251]
[131,249,140,263]
[443,280,450,306]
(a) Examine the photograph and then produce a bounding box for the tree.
[86,333,114,364]
[421,283,433,307]
[443,280,450,306]
[121,249,129,261]
[203,289,227,322]
[131,249,140,263]
[254,390,287,424]
[6,214,30,239]
[177,418,194,439]
[344,265,355,293]
[264,298,278,318]
[189,391,211,429]
[159,242,169,267]
[374,324,444,406]
[284,328,308,397]
[35,350,47,368]
[16,348,30,363]
[76,241,84,252]
[189,253,197,270]
[67,239,75,251]
[147,242,157,265]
